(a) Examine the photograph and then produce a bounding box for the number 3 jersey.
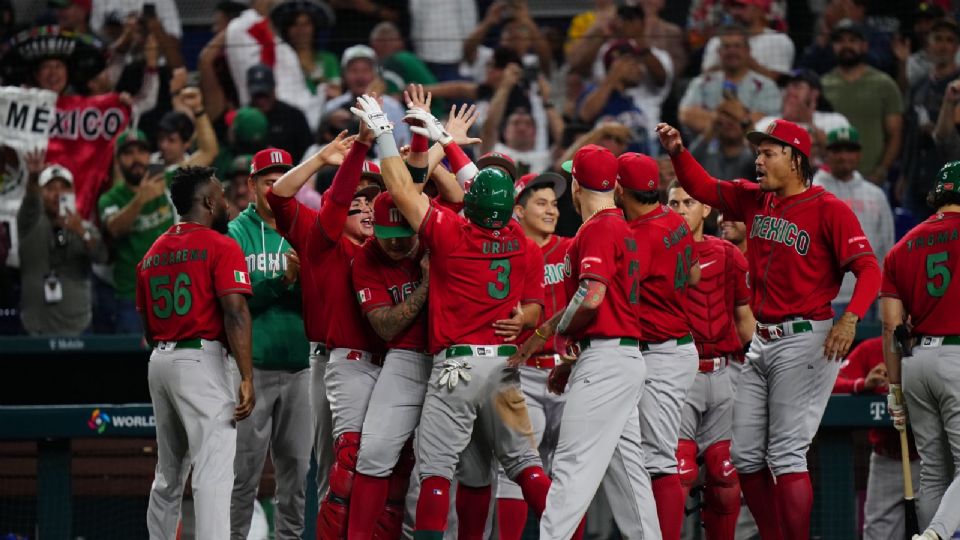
[136,222,252,343]
[419,202,544,354]
[880,211,960,335]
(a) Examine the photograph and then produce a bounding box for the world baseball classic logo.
[87,408,111,434]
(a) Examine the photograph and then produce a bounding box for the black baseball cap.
[247,64,275,97]
[831,19,867,41]
[780,68,822,92]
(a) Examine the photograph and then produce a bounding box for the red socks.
[497,498,528,540]
[455,484,492,540]
[739,469,783,540]
[347,473,389,539]
[774,472,812,540]
[414,476,451,534]
[651,474,684,540]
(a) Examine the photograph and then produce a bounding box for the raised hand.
[656,123,685,157]
[316,130,356,165]
[24,147,47,177]
[350,93,394,139]
[404,83,432,113]
[404,108,453,145]
[445,104,482,146]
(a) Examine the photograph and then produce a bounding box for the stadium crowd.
[0,0,957,539]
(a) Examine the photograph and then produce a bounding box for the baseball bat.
[901,429,919,539]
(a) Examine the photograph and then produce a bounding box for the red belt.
[526,354,558,369]
[345,349,385,367]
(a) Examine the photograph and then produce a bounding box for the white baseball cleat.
[912,530,940,540]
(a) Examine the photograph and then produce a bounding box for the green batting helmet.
[935,161,960,194]
[465,167,515,229]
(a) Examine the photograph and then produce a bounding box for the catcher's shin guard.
[318,432,360,540]
[677,439,699,501]
[701,441,740,540]
[515,465,551,517]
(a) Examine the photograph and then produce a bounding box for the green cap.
[935,161,960,194]
[232,107,268,147]
[115,128,150,153]
[826,126,861,150]
[561,160,573,173]
[230,154,253,177]
[464,167,515,229]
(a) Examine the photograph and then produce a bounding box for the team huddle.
[134,85,960,540]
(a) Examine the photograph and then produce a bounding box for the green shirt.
[822,66,903,175]
[98,182,176,299]
[304,50,342,95]
[382,50,446,117]
[227,204,309,370]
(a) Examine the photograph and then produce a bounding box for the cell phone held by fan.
[58,192,76,217]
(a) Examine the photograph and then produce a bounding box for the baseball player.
[136,166,255,539]
[511,144,661,540]
[495,171,571,540]
[347,191,430,539]
[616,152,701,540]
[227,148,312,539]
[833,337,920,540]
[882,161,960,540]
[353,96,555,540]
[263,127,376,538]
[658,119,882,539]
[668,182,755,540]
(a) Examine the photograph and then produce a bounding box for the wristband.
[407,164,428,184]
[411,133,430,153]
[376,132,400,159]
[193,109,206,117]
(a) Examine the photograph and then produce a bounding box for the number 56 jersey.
[136,222,252,343]
[880,211,960,335]
[419,202,544,354]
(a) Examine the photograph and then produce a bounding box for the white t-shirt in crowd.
[701,29,795,75]
[493,142,552,175]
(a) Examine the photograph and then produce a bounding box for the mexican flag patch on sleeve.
[357,288,372,303]
[234,270,250,285]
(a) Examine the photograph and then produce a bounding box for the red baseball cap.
[250,148,293,176]
[373,192,414,238]
[746,119,812,159]
[617,153,660,192]
[477,151,518,180]
[357,161,383,199]
[514,172,567,203]
[561,144,618,192]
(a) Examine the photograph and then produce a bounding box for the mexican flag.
[234,270,250,285]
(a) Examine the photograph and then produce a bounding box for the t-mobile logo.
[870,401,888,421]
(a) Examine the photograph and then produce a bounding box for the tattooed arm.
[366,278,429,342]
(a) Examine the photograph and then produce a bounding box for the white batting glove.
[887,384,907,432]
[404,108,453,146]
[438,359,472,390]
[350,94,394,137]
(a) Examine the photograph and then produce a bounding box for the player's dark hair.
[777,144,815,185]
[627,189,661,205]
[927,189,960,210]
[668,179,682,192]
[517,184,554,207]
[170,166,217,216]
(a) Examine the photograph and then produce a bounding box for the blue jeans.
[115,297,142,334]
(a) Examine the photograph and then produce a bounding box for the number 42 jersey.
[136,222,252,343]
[418,202,544,354]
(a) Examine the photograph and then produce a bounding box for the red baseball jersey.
[352,240,427,351]
[630,205,697,341]
[267,190,385,353]
[564,208,642,341]
[135,222,252,342]
[687,236,750,358]
[517,235,573,355]
[672,151,877,323]
[880,211,960,336]
[833,337,918,460]
[419,202,544,353]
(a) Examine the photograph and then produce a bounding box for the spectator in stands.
[272,0,341,103]
[894,2,947,92]
[247,64,312,162]
[463,1,553,81]
[718,211,747,254]
[50,0,91,34]
[408,0,476,81]
[226,0,316,122]
[327,0,407,57]
[213,0,247,33]
[754,68,850,164]
[565,0,616,58]
[369,21,440,106]
[689,97,757,180]
[0,0,15,43]
[225,154,253,220]
[832,337,920,539]
[687,0,789,55]
[154,87,219,169]
[577,39,667,154]
[478,61,562,175]
[213,106,270,180]
[679,25,782,136]
[638,0,687,76]
[555,122,631,170]
[798,2,898,78]
[97,129,175,334]
[324,45,410,146]
[933,79,960,167]
[813,127,893,321]
[822,20,903,184]
[568,5,669,87]
[900,19,960,219]
[18,155,107,336]
[699,0,794,80]
[91,0,182,43]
